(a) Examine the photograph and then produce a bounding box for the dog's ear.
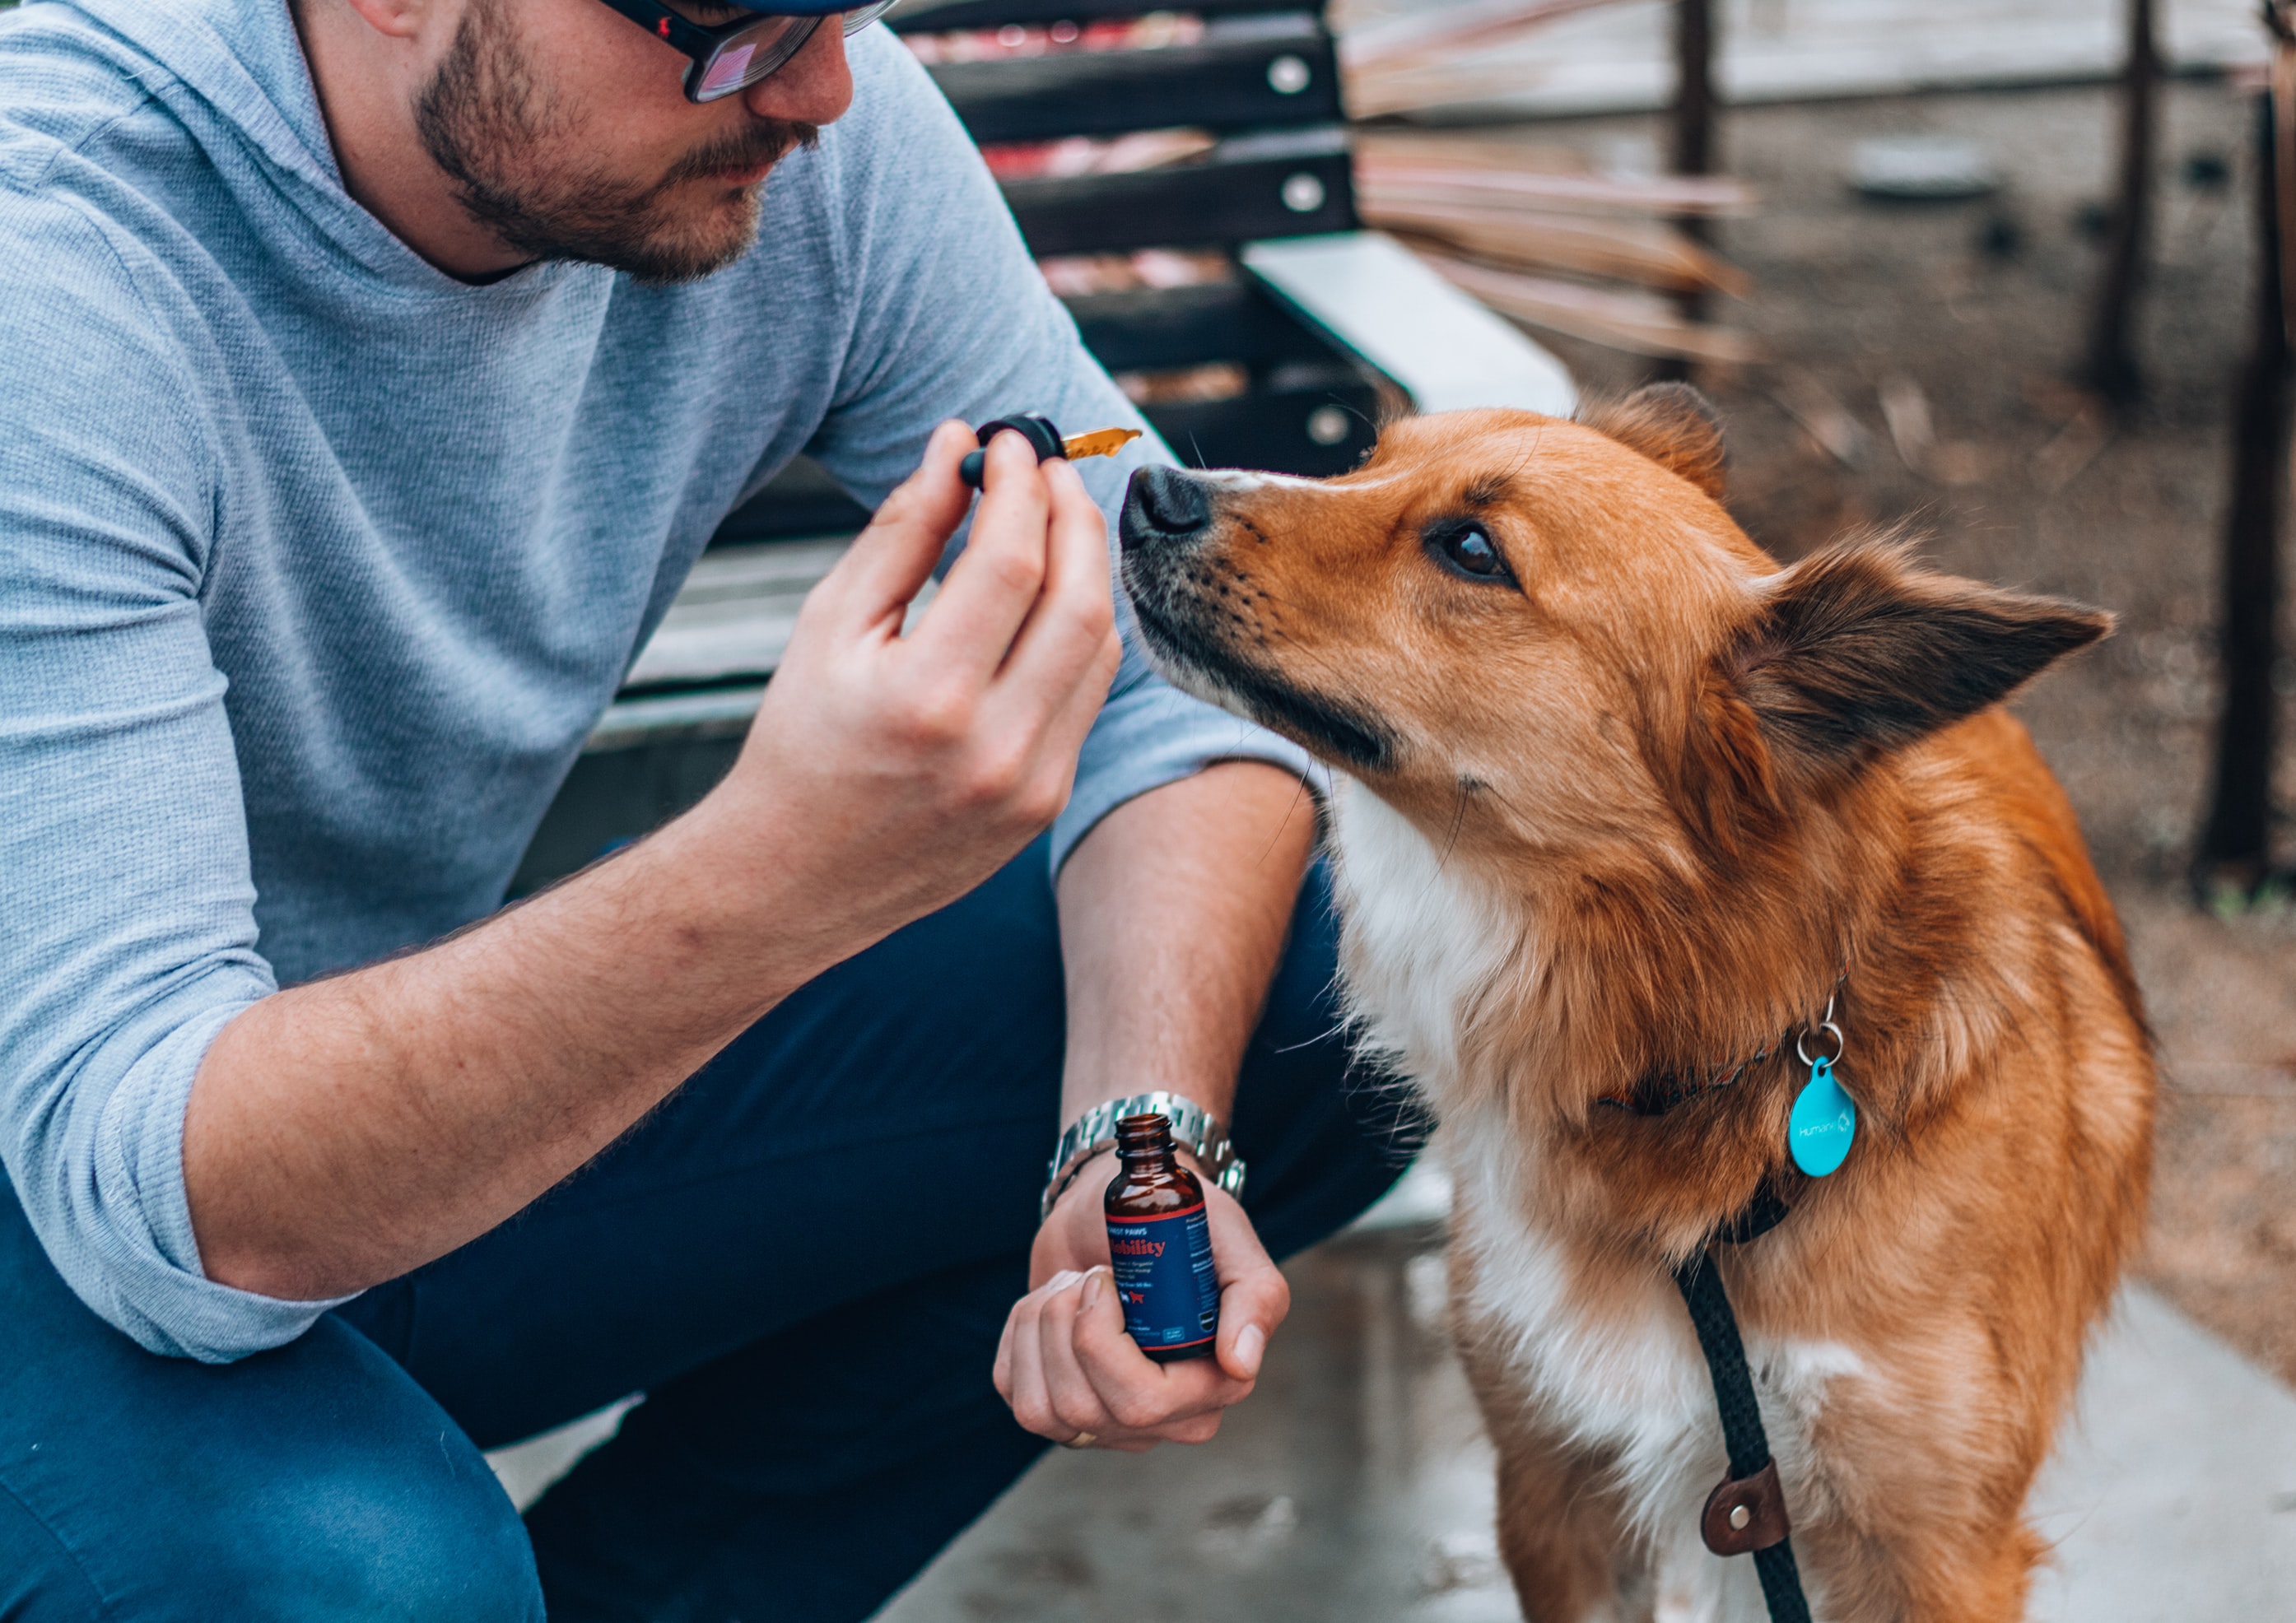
[1728,540,2110,769]
[1580,383,1727,500]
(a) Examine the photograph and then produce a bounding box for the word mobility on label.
[1107,1203,1219,1359]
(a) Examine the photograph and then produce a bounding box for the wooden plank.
[1241,230,1578,413]
[1064,279,1342,370]
[1147,371,1385,471]
[1331,0,2266,122]
[1350,157,1754,218]
[1375,209,1749,294]
[1003,129,1357,253]
[622,539,852,691]
[891,0,1316,33]
[713,458,871,545]
[929,16,1342,142]
[1410,248,1761,362]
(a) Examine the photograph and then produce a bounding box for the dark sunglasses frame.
[592,1,897,104]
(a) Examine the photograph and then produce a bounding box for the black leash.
[1612,988,1851,1619]
[1670,1182,1814,1623]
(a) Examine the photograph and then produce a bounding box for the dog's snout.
[1120,465,1214,552]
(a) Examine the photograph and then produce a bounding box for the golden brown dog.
[1117,388,2154,1623]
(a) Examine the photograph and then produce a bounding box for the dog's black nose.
[1120,465,1213,552]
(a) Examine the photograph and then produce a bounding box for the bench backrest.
[715,0,1384,546]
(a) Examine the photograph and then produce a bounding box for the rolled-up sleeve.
[1053,590,1319,869]
[799,30,1315,872]
[0,196,350,1360]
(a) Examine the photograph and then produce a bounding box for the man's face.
[414,0,855,283]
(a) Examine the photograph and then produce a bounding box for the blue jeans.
[0,844,1405,1621]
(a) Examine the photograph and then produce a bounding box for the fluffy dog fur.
[1117,388,2154,1623]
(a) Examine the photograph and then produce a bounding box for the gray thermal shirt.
[0,0,1306,1361]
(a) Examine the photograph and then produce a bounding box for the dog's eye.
[1427,523,1509,582]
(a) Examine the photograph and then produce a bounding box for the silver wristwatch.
[1041,1091,1246,1221]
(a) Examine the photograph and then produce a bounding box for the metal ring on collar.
[1795,1021,1846,1067]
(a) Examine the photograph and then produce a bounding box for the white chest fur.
[1323,781,1519,1095]
[1327,782,1863,1623]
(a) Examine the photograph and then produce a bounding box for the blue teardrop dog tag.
[1789,1057,1857,1177]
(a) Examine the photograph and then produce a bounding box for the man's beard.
[413,0,818,284]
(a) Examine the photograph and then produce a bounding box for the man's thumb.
[822,420,974,630]
[1224,1320,1268,1380]
[1217,1269,1285,1380]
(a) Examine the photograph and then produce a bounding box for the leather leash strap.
[1670,1184,1813,1623]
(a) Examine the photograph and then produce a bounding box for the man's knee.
[0,1412,538,1623]
[0,1272,541,1623]
[190,1431,541,1623]
[0,1430,538,1623]
[189,1320,541,1621]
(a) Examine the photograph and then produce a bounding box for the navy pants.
[0,842,1404,1621]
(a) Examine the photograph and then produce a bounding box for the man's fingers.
[994,456,1117,695]
[907,430,1058,680]
[974,459,1119,787]
[1043,616,1124,767]
[1198,1189,1289,1380]
[992,1290,1021,1402]
[1157,1411,1225,1447]
[1001,1272,1069,1439]
[995,1266,1255,1449]
[1214,1262,1290,1382]
[1007,1270,1121,1444]
[1035,1277,1115,1435]
[1072,1266,1248,1430]
[815,420,974,632]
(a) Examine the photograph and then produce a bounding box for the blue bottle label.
[1107,1202,1219,1354]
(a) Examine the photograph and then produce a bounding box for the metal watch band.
[1040,1090,1246,1221]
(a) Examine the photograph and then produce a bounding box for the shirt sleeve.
[0,193,352,1360]
[798,29,1316,872]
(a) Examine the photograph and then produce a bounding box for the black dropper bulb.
[958,415,1065,488]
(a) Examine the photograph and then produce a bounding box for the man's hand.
[701,420,1124,960]
[186,421,1120,1302]
[990,760,1319,1449]
[994,1156,1290,1450]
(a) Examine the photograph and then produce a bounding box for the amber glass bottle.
[1104,1113,1221,1362]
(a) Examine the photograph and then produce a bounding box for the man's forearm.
[185,793,862,1300]
[184,426,1120,1304]
[1054,761,1318,1133]
[1000,760,1316,1446]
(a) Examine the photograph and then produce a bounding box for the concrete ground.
[488,1167,2296,1619]
[864,1196,2296,1621]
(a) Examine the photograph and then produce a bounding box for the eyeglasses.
[594,2,901,105]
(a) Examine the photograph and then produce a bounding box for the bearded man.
[0,2,1404,1618]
